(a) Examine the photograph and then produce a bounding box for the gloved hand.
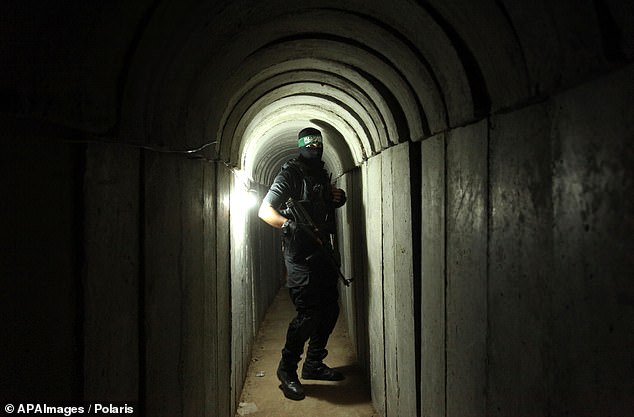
[330,186,346,207]
[331,187,345,203]
[281,219,297,237]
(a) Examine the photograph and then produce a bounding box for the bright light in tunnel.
[238,189,259,209]
[236,97,366,185]
[230,170,254,249]
[231,169,259,210]
[233,168,251,188]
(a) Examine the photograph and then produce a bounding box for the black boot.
[277,364,305,400]
[301,361,345,381]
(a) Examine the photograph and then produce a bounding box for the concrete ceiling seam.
[217,61,397,152]
[253,32,441,134]
[119,2,516,185]
[194,7,450,139]
[219,75,384,148]
[238,99,365,184]
[227,84,378,166]
[188,8,464,175]
[242,111,359,184]
[414,0,529,110]
[212,39,423,169]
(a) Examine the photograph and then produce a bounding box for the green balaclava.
[297,127,323,161]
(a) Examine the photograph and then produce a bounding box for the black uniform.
[262,156,346,369]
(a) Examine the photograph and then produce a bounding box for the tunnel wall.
[338,143,419,417]
[552,68,634,413]
[84,149,235,416]
[416,64,633,417]
[381,144,417,417]
[215,163,233,417]
[144,153,207,416]
[231,179,283,410]
[446,120,489,416]
[3,66,631,417]
[252,185,285,325]
[486,64,634,416]
[83,143,140,402]
[0,117,284,416]
[338,64,634,417]
[420,132,446,416]
[84,148,236,416]
[488,97,554,416]
[1,117,84,403]
[0,116,238,414]
[230,178,255,410]
[336,166,369,379]
[1,127,284,416]
[361,155,387,415]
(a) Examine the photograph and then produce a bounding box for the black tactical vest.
[282,159,334,232]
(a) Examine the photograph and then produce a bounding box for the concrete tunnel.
[1,1,633,416]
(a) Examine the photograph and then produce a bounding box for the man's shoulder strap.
[281,158,307,177]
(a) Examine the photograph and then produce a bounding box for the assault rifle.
[285,197,353,286]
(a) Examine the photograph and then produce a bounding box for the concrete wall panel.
[382,144,417,417]
[231,176,285,405]
[0,122,82,402]
[215,164,233,417]
[391,143,417,416]
[549,64,634,416]
[489,104,553,416]
[251,187,283,325]
[363,155,386,416]
[342,168,370,375]
[144,155,207,416]
[143,154,182,416]
[84,144,140,402]
[231,175,257,405]
[202,162,221,417]
[446,121,488,417]
[381,150,398,417]
[180,160,206,417]
[336,171,357,353]
[420,134,446,417]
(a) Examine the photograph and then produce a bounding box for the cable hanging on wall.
[63,136,218,156]
[63,134,259,203]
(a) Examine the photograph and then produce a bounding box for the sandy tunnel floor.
[236,289,379,417]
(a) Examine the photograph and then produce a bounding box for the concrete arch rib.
[421,0,530,110]
[214,39,421,163]
[236,98,365,185]
[273,8,450,134]
[249,120,353,186]
[218,63,396,156]
[226,82,375,164]
[122,3,489,156]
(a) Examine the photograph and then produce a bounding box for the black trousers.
[280,279,339,371]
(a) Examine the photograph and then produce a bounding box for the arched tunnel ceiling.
[110,0,621,186]
[209,8,453,185]
[122,1,508,186]
[7,0,628,176]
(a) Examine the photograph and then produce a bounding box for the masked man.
[258,127,347,400]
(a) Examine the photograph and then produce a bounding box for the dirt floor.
[235,289,379,417]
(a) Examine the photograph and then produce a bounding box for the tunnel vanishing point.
[1,1,633,416]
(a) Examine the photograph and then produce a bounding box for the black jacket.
[263,157,345,287]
